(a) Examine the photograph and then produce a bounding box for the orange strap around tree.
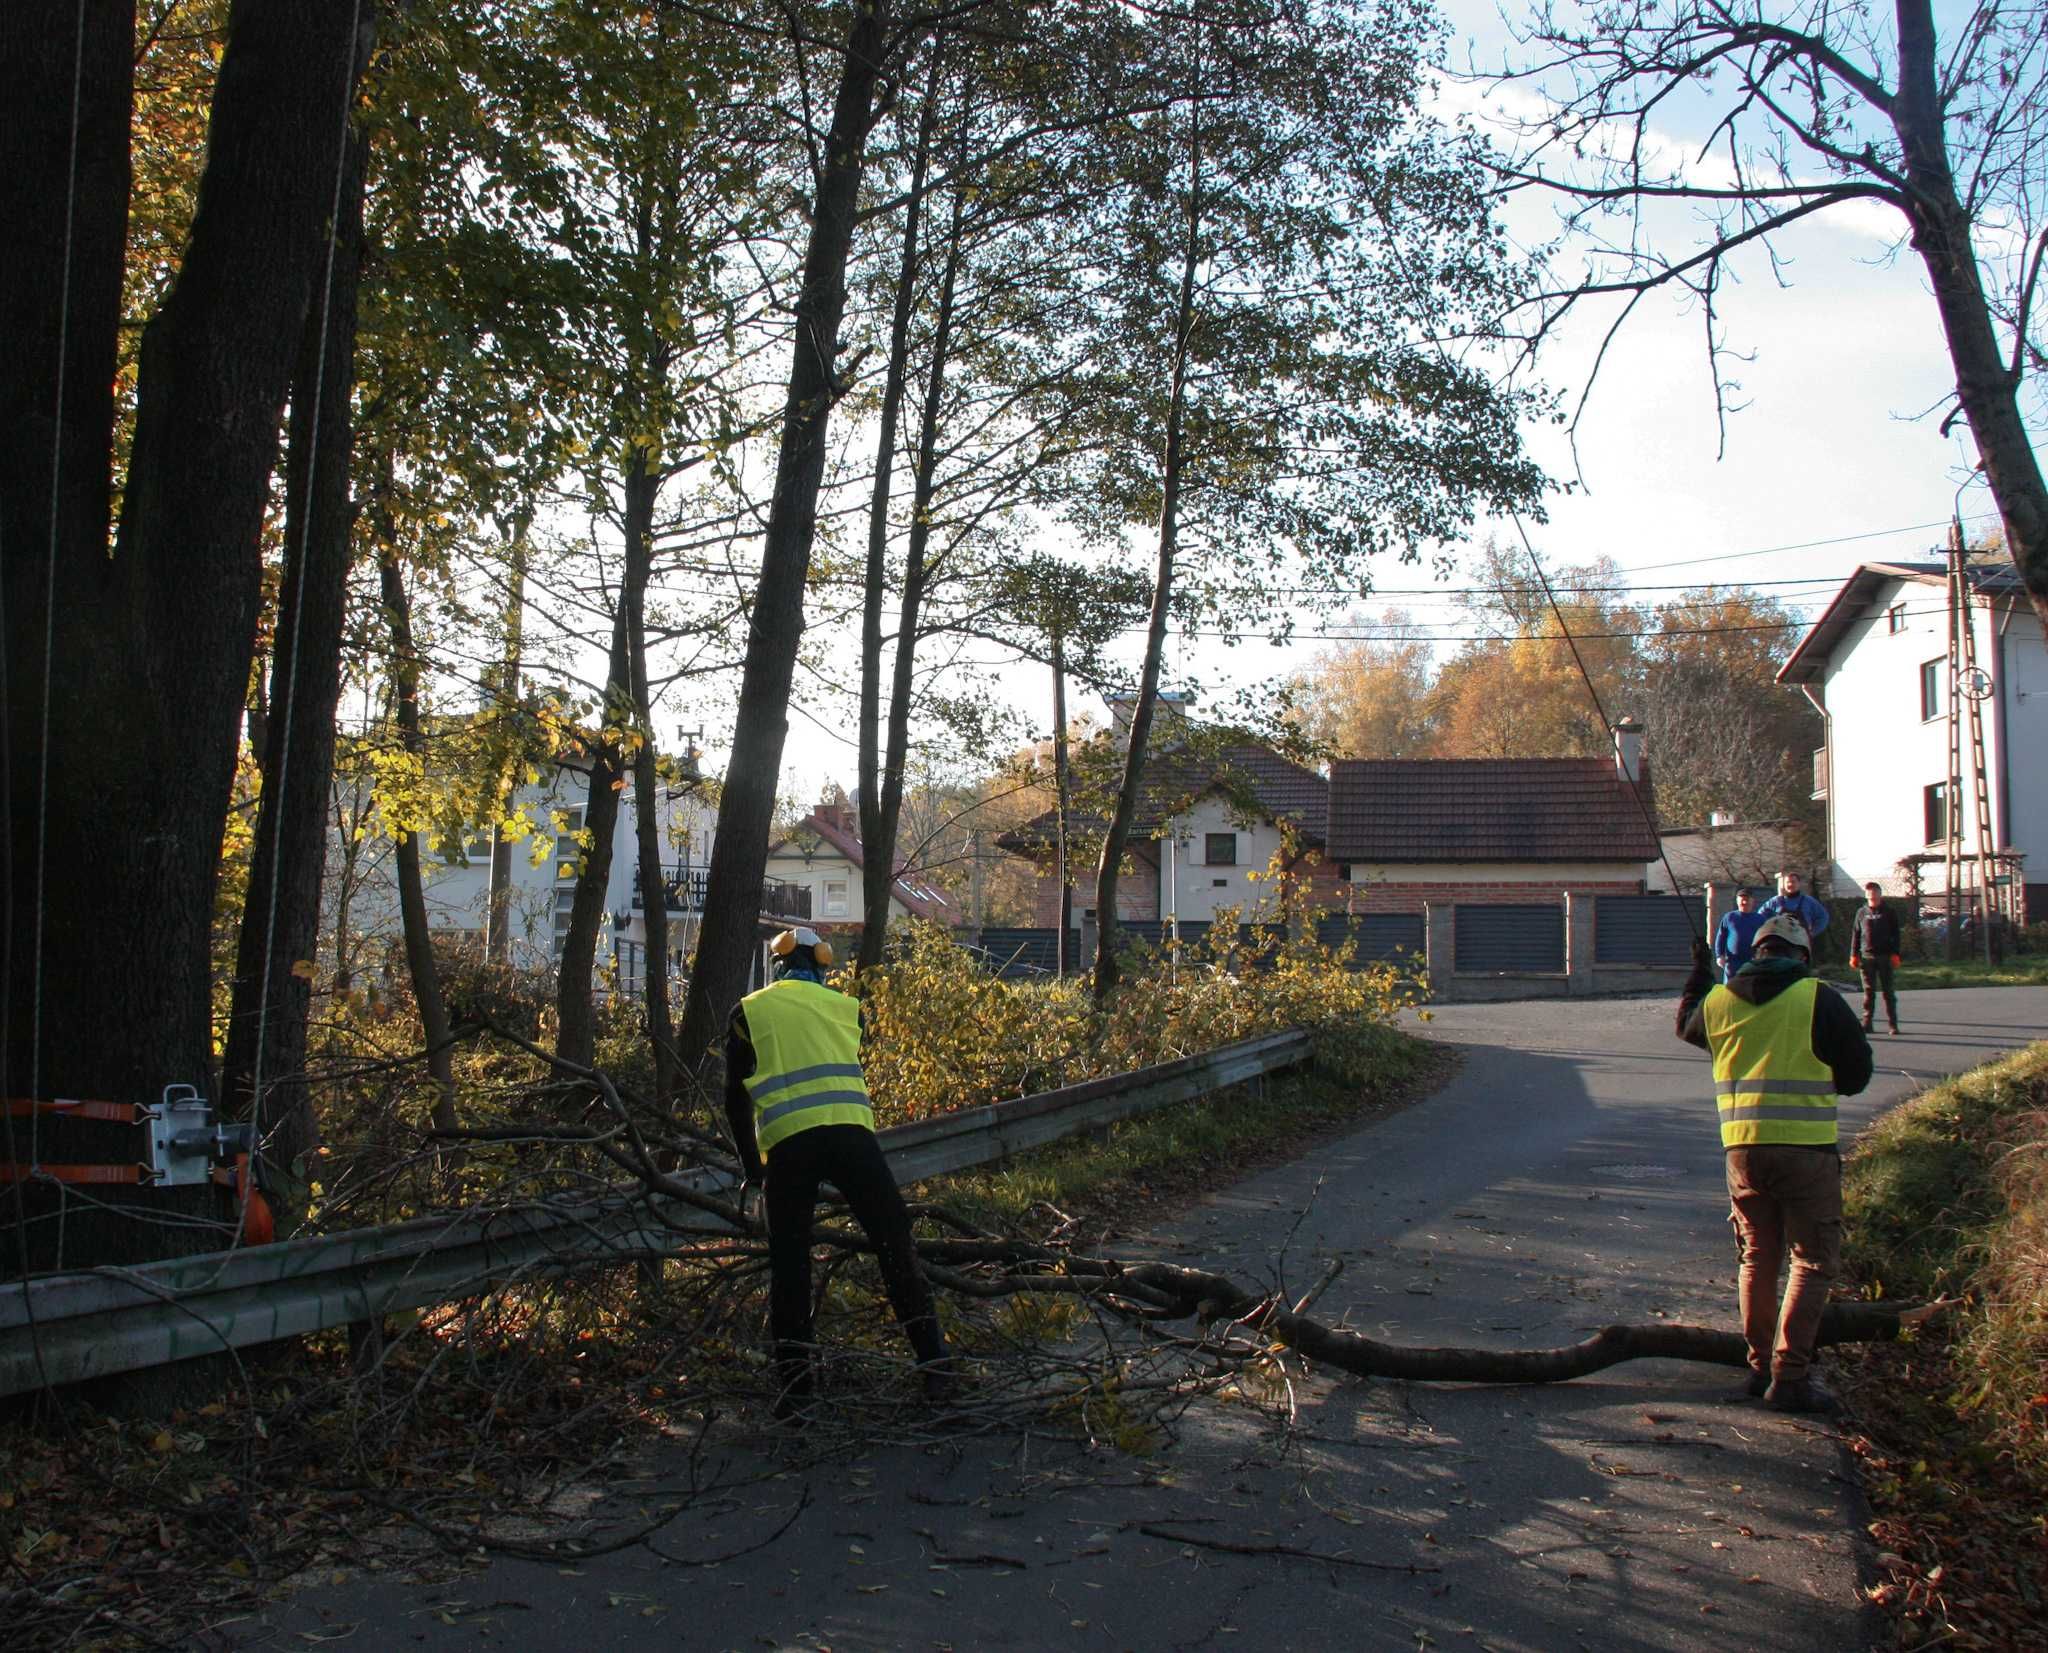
[5,1097,150,1125]
[0,1162,150,1185]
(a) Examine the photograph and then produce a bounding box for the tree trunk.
[676,0,895,1074]
[376,543,459,1136]
[1052,629,1072,975]
[1093,89,1203,1006]
[4,1,365,1291]
[222,119,370,1195]
[1892,0,2048,631]
[485,526,528,964]
[555,458,655,1072]
[868,177,968,969]
[625,470,677,1107]
[856,54,941,975]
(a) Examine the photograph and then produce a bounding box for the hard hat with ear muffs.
[770,925,834,968]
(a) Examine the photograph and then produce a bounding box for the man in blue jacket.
[1714,887,1767,982]
[1757,869,1829,945]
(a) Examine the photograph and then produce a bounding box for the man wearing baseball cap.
[725,926,952,1421]
[1677,912,1872,1413]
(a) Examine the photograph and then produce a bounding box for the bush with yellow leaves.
[851,866,1425,1128]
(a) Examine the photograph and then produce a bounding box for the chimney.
[1107,688,1197,750]
[1613,716,1644,784]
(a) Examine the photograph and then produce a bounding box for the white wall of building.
[1346,861,1645,887]
[1818,579,2043,892]
[1156,795,1291,921]
[340,766,718,978]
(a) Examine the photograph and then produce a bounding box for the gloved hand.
[1891,954,1902,967]
[1849,954,1860,970]
[741,1179,765,1229]
[1691,939,1713,971]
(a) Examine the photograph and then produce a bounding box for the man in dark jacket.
[1678,915,1873,1413]
[725,926,951,1421]
[1849,881,1903,1035]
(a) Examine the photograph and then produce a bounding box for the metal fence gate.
[1594,895,1695,966]
[1454,903,1564,973]
[1315,913,1426,964]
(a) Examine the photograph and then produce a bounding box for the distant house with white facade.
[338,747,729,990]
[993,693,1341,934]
[764,794,958,937]
[1777,557,2045,920]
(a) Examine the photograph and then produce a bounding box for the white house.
[1777,556,2046,921]
[764,795,957,935]
[338,751,723,988]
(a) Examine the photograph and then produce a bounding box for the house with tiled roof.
[995,694,1341,932]
[765,793,958,934]
[1326,723,1664,977]
[1777,556,2043,921]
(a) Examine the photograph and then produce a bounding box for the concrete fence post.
[1424,902,1453,985]
[1565,890,1594,992]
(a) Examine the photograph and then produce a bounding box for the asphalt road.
[226,984,2048,1653]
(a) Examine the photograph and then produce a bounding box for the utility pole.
[1950,525,1998,962]
[1944,522,1965,959]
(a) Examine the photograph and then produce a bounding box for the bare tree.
[1492,0,2048,627]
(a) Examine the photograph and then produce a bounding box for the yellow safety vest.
[739,979,874,1154]
[1700,975,1840,1149]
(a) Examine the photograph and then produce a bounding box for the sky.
[752,3,2023,810]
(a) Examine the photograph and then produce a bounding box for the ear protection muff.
[771,926,834,968]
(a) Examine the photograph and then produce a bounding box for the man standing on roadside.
[1848,881,1903,1036]
[726,926,953,1421]
[1678,915,1872,1413]
[1714,887,1766,983]
[1757,868,1829,944]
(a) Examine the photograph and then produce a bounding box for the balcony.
[630,864,812,920]
[1811,747,1828,800]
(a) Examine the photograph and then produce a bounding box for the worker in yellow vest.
[1677,914,1872,1414]
[724,926,950,1421]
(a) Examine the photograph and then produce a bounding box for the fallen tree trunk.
[918,1254,1944,1382]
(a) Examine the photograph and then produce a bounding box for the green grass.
[1841,1041,2048,1484]
[1823,956,2048,992]
[915,1024,1441,1234]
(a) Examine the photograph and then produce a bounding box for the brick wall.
[1026,848,1162,925]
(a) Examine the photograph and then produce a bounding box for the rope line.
[1509,511,1704,942]
[247,0,366,1232]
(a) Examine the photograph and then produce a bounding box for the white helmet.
[1753,915,1811,955]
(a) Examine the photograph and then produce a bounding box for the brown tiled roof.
[1327,758,1658,864]
[998,741,1328,854]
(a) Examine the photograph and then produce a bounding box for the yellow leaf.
[289,959,316,981]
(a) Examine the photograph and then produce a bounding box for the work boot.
[919,1355,963,1411]
[1861,1017,1874,1032]
[1889,1023,1901,1036]
[1735,1369,1768,1400]
[1764,1375,1840,1415]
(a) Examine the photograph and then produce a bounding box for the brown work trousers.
[1725,1145,1842,1384]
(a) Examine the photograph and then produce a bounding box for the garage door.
[1455,904,1564,973]
[1315,913,1426,965]
[1594,895,1695,966]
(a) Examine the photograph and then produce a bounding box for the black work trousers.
[764,1123,944,1405]
[1859,958,1898,1029]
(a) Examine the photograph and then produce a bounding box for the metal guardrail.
[0,1029,1311,1398]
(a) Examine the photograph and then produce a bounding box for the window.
[1887,603,1907,634]
[1204,832,1237,866]
[1924,781,1950,846]
[1920,659,1943,721]
[822,877,849,918]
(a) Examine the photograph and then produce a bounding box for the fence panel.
[1594,895,1696,966]
[1314,913,1425,964]
[1454,903,1564,973]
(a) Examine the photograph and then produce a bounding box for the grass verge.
[1836,1041,2048,1649]
[1822,957,2048,993]
[918,1022,1453,1240]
